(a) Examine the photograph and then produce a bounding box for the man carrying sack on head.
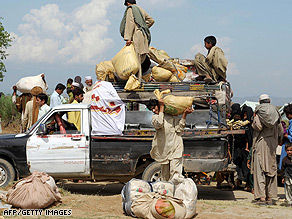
[22,86,43,132]
[120,0,155,83]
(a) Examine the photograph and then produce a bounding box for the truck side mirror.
[37,124,47,136]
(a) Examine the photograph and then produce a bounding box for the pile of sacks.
[95,46,188,91]
[121,178,197,219]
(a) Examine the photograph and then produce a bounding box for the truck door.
[26,109,90,177]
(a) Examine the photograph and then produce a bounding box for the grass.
[0,95,21,128]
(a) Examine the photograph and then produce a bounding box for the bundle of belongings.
[15,73,48,94]
[226,119,250,130]
[154,89,194,116]
[3,171,61,209]
[95,46,188,91]
[91,80,125,135]
[121,178,198,219]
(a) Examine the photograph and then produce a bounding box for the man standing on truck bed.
[120,0,155,82]
[146,99,193,185]
[194,36,228,83]
[251,94,283,205]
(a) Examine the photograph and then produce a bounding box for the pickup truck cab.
[0,81,241,187]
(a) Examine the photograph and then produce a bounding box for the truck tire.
[0,158,15,187]
[142,162,161,182]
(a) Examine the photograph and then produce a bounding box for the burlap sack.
[149,47,171,64]
[95,61,116,82]
[152,66,173,82]
[6,171,61,209]
[158,60,187,81]
[111,45,139,81]
[131,192,186,219]
[169,75,180,82]
[124,75,140,91]
[154,89,194,116]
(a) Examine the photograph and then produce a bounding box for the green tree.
[0,17,13,82]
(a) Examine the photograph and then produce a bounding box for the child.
[194,36,228,83]
[279,104,292,170]
[281,142,292,206]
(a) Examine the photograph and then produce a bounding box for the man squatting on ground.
[251,94,283,205]
[120,0,155,82]
[146,99,193,185]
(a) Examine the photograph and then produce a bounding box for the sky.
[0,0,292,100]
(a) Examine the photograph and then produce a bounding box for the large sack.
[174,178,198,219]
[111,45,139,81]
[154,89,194,116]
[132,192,186,219]
[158,60,187,81]
[150,181,175,197]
[158,60,188,81]
[121,178,152,217]
[95,61,116,82]
[6,171,61,209]
[149,47,171,64]
[152,66,173,82]
[91,81,125,135]
[16,73,48,94]
[124,75,140,91]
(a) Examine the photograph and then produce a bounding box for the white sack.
[91,81,125,135]
[174,178,198,219]
[16,73,48,94]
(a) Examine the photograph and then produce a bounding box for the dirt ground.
[0,126,292,218]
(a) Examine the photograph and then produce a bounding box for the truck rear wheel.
[0,158,15,187]
[142,162,161,182]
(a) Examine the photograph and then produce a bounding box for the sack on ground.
[150,181,175,197]
[149,47,171,64]
[121,178,152,217]
[16,74,48,94]
[132,192,186,219]
[95,61,116,82]
[154,89,194,116]
[111,45,139,81]
[6,171,61,209]
[174,178,198,219]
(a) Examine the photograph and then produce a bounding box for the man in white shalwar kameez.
[147,99,193,185]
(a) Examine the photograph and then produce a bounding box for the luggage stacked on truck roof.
[95,46,189,90]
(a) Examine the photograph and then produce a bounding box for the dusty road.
[2,180,284,219]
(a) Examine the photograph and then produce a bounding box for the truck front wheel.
[0,158,15,187]
[142,162,161,182]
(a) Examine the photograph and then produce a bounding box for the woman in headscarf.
[74,76,84,90]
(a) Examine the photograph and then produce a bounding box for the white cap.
[85,76,92,81]
[72,82,80,87]
[259,94,270,101]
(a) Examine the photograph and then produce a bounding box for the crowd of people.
[12,75,94,132]
[215,95,292,207]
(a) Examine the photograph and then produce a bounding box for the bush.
[0,95,21,127]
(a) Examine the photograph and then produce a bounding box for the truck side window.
[67,110,81,132]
